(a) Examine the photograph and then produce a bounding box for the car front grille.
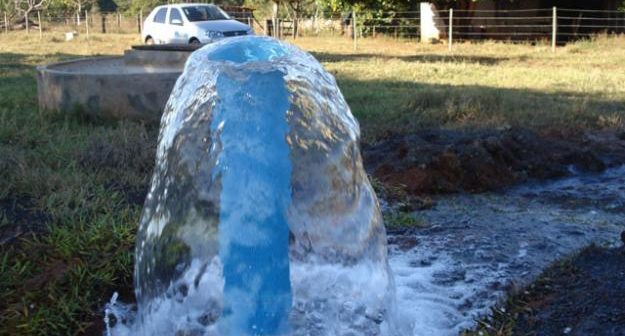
[223,30,248,37]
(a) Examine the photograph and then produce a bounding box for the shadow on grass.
[311,51,511,65]
[333,76,625,140]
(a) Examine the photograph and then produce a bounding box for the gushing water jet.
[108,36,397,336]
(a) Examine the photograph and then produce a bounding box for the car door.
[151,7,168,43]
[167,8,188,44]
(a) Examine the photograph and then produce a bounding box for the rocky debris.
[364,128,625,195]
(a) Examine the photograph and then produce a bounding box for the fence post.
[37,11,42,39]
[448,8,453,51]
[552,6,557,52]
[4,12,8,33]
[137,12,141,34]
[85,10,89,38]
[25,12,29,34]
[101,13,106,33]
[352,9,357,51]
[373,25,376,38]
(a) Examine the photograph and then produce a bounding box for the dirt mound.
[364,128,625,195]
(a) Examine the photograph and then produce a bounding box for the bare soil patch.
[364,128,625,195]
[472,244,625,336]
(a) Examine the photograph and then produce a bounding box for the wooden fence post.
[25,12,29,34]
[352,9,357,51]
[37,11,42,39]
[448,8,453,51]
[4,12,8,33]
[552,6,557,52]
[85,10,89,38]
[139,10,143,34]
[101,13,106,33]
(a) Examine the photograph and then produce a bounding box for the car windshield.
[182,5,230,22]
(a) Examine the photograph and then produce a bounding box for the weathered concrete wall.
[123,49,191,68]
[37,49,193,121]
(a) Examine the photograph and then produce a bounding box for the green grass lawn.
[0,32,624,335]
[296,35,625,141]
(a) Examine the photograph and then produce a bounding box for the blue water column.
[207,39,293,335]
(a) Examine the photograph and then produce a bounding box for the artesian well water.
[107,36,398,336]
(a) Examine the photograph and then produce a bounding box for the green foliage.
[0,46,153,335]
[243,0,272,20]
[384,212,429,230]
[128,0,165,14]
[0,0,16,14]
[215,0,246,6]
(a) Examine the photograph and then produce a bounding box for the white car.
[142,4,253,45]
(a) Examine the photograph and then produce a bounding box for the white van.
[142,4,253,45]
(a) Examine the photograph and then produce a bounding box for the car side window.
[169,9,183,25]
[153,8,167,24]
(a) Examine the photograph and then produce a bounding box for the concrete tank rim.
[36,56,183,77]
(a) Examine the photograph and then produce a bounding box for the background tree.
[284,0,314,36]
[0,0,16,17]
[127,0,164,14]
[12,0,47,31]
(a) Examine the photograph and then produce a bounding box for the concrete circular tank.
[36,45,198,121]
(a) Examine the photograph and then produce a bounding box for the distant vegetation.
[0,0,498,33]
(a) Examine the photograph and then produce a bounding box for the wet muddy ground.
[384,164,625,335]
[363,128,625,335]
[495,245,625,336]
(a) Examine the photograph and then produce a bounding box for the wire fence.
[438,7,625,45]
[1,7,624,50]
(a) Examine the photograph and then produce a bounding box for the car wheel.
[189,38,201,46]
[145,36,154,45]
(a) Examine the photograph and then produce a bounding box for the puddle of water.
[389,166,625,335]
